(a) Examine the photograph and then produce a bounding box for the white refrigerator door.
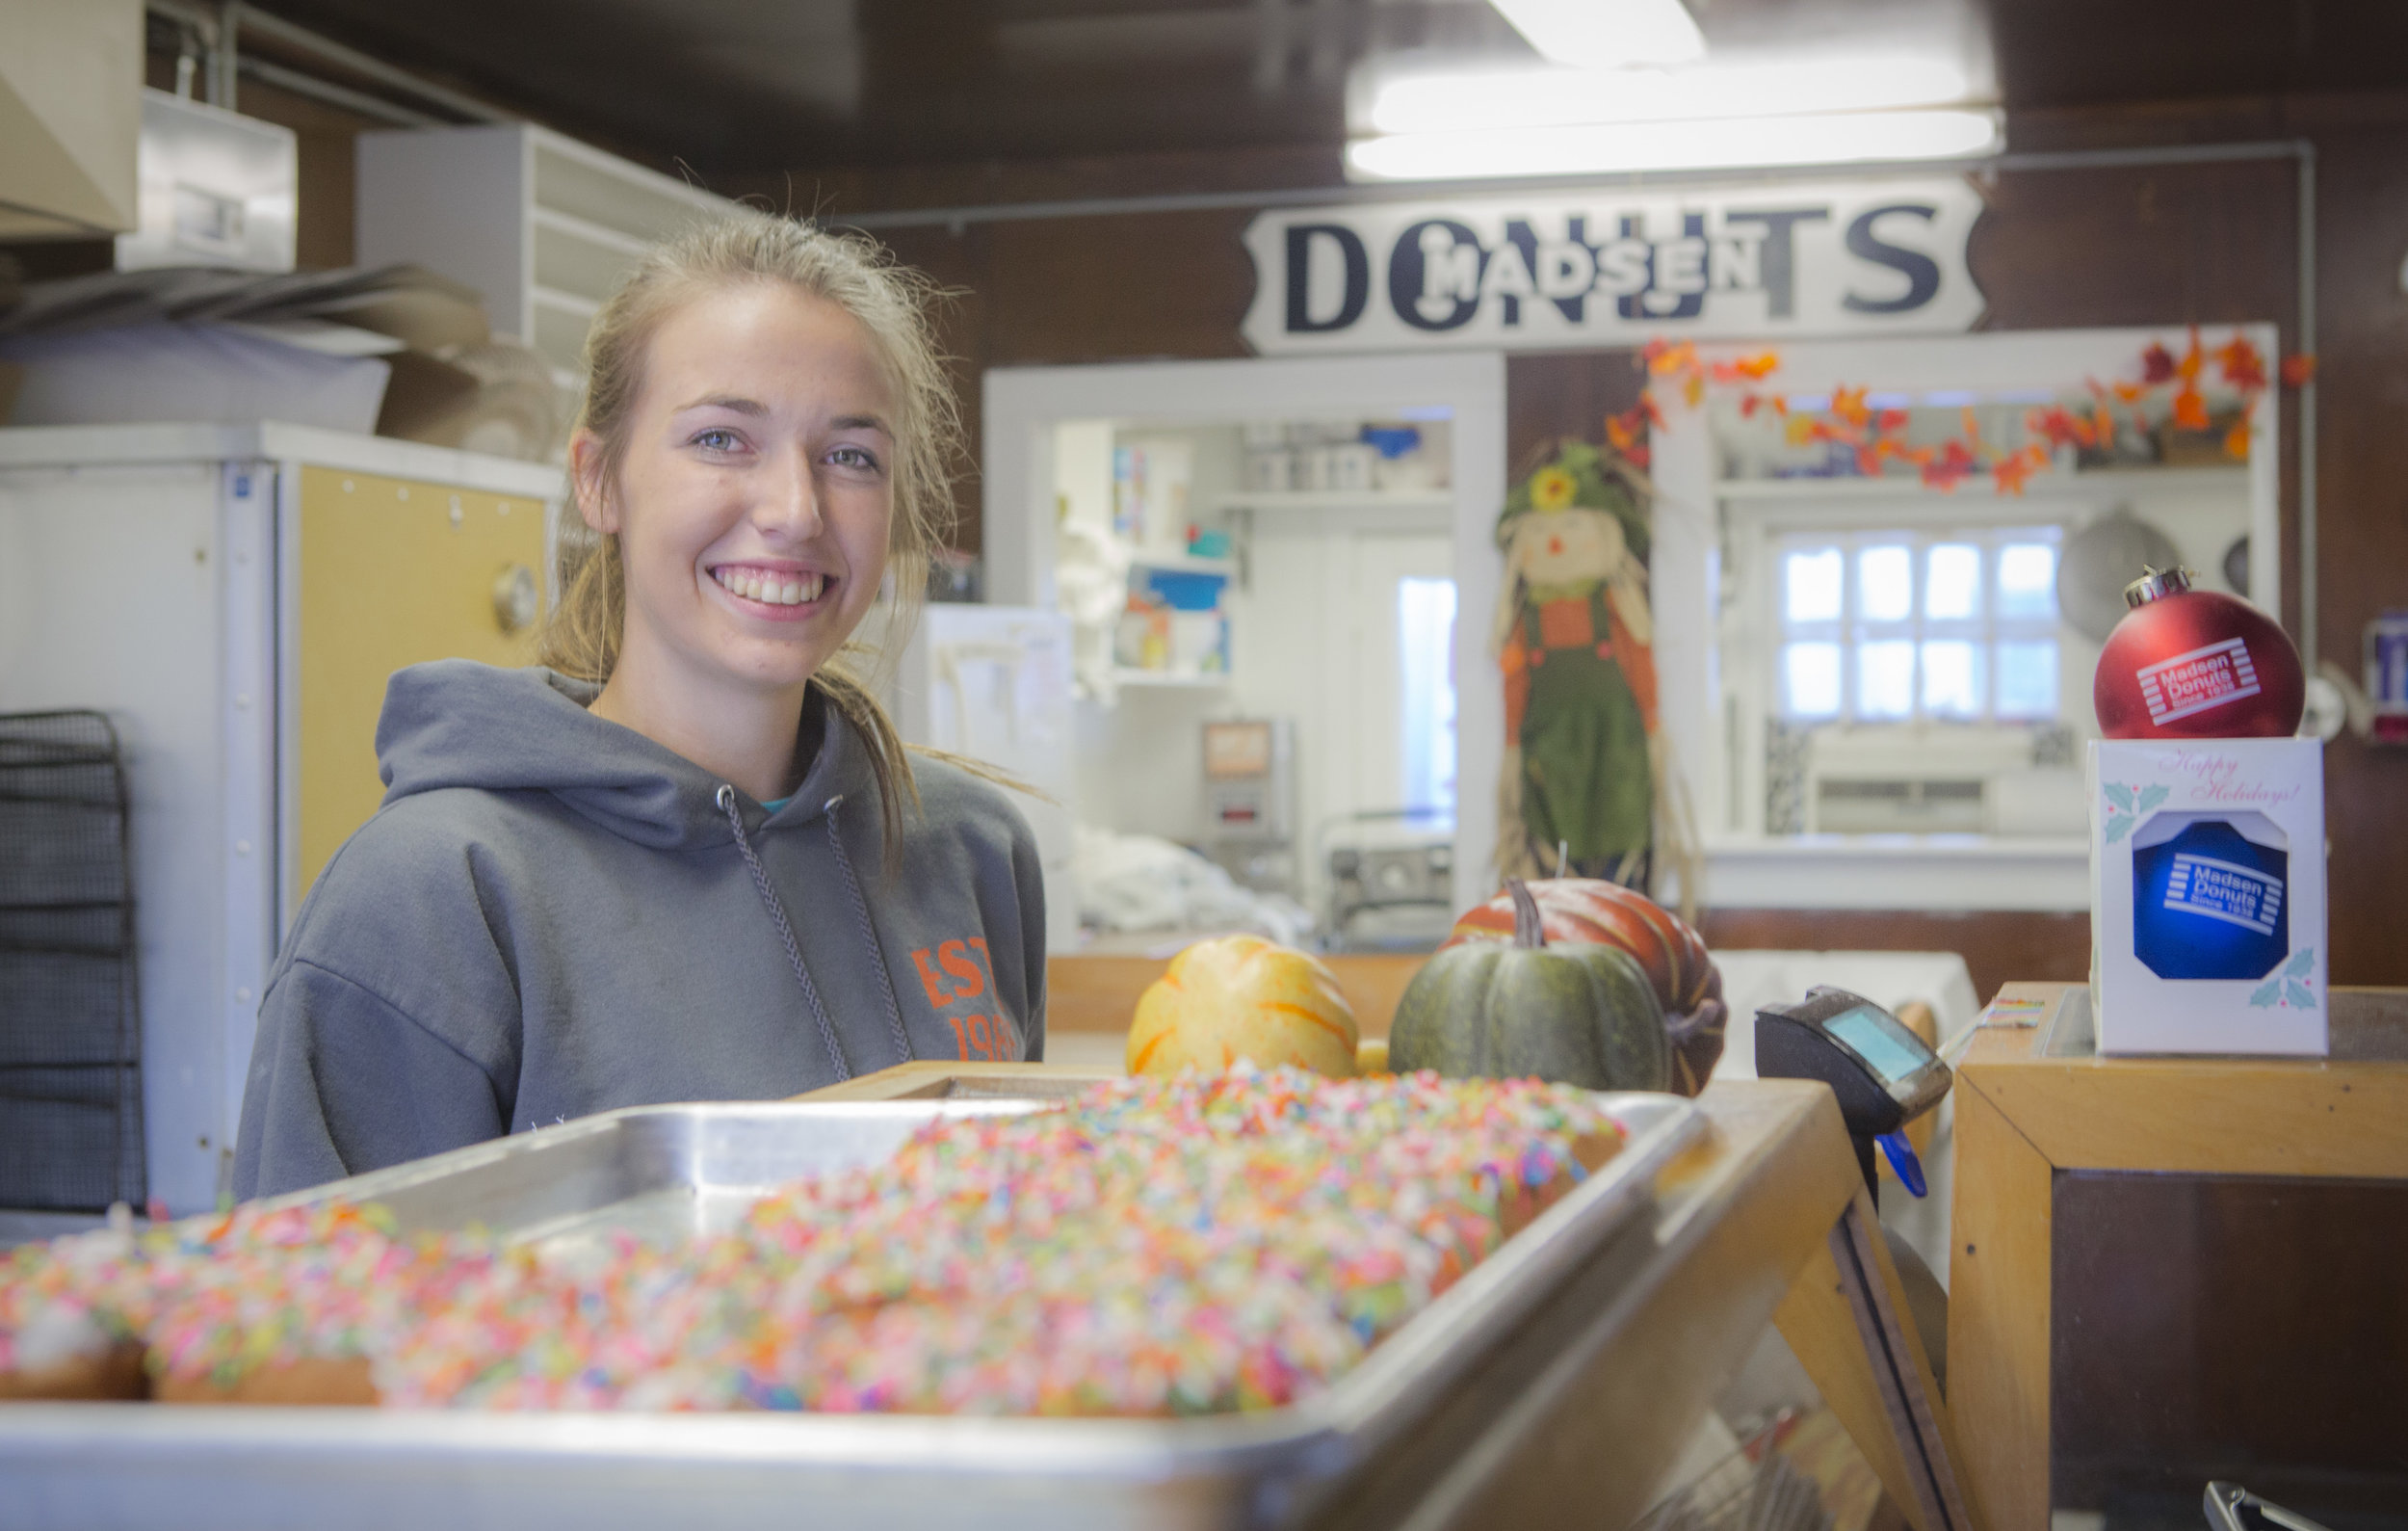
[890,606,1078,955]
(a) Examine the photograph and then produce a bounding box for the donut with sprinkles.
[1,1068,1625,1413]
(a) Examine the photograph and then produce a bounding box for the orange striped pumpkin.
[1444,880,1725,1095]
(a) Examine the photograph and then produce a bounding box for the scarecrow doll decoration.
[1494,439,1662,888]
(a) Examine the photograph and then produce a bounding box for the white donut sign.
[1241,178,1985,355]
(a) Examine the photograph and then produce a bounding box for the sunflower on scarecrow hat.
[1492,438,1674,892]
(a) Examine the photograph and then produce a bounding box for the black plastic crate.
[0,712,143,1211]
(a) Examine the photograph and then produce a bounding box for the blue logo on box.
[2133,815,2290,980]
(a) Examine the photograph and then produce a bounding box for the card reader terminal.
[1755,987,1952,1197]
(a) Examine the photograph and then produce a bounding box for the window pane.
[1923,640,1982,717]
[1784,642,1842,717]
[1785,548,1842,622]
[1860,545,1913,621]
[1999,543,2058,620]
[1926,543,1981,620]
[1997,640,2059,718]
[1399,577,1458,819]
[1859,640,1916,718]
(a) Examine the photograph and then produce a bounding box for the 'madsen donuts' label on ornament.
[2131,812,2289,981]
[2135,637,2263,727]
[2163,851,2282,932]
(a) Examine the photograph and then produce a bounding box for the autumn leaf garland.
[1604,330,2312,494]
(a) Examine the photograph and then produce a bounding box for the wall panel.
[24,80,2405,981]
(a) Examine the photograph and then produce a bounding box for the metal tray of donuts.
[0,1088,1706,1531]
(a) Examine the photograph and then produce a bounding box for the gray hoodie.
[233,660,1046,1199]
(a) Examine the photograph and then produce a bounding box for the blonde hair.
[539,212,962,855]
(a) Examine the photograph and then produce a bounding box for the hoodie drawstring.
[819,795,916,1066]
[715,785,916,1079]
[718,784,852,1082]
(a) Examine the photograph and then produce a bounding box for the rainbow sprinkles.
[2,1066,1625,1415]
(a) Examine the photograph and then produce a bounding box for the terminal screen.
[1825,1005,1930,1086]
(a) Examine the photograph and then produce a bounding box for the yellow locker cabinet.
[295,465,548,898]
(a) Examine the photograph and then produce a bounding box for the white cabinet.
[356,123,742,397]
[0,423,563,1214]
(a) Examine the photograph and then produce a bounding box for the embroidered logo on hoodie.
[911,938,1019,1059]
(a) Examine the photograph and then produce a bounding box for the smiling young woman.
[232,216,1047,1200]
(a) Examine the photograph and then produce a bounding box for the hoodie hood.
[376,660,873,849]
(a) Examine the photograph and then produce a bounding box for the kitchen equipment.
[0,1092,1705,1531]
[0,3,139,243]
[2094,567,2304,739]
[1755,988,1950,1198]
[1202,718,1296,894]
[2057,508,2182,643]
[1322,809,1454,950]
[117,90,296,275]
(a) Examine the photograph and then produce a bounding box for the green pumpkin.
[1389,880,1671,1091]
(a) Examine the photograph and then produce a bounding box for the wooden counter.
[801,1062,1976,1531]
[1949,983,2408,1531]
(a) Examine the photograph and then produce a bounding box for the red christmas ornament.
[2093,567,2303,738]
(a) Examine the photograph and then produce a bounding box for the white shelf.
[1128,551,1237,576]
[532,203,653,260]
[1109,667,1230,689]
[1208,489,1453,514]
[0,421,567,498]
[358,121,746,397]
[1696,833,2091,911]
[530,133,731,241]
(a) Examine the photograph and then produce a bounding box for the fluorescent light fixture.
[1490,0,1704,69]
[1345,108,2002,182]
[1370,57,1972,136]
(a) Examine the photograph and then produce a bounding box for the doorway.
[982,352,1506,929]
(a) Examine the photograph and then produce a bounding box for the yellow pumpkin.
[1126,936,1359,1078]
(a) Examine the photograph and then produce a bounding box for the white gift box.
[2088,738,2328,1056]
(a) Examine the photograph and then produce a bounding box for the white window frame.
[1773,524,2066,726]
[1650,327,2282,911]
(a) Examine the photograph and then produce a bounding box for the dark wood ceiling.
[246,0,2408,183]
[1992,0,2408,113]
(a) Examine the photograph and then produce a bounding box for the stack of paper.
[0,264,560,458]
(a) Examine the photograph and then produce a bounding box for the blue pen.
[1876,1131,1927,1198]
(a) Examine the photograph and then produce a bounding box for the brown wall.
[836,116,2408,995]
[24,79,2406,994]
